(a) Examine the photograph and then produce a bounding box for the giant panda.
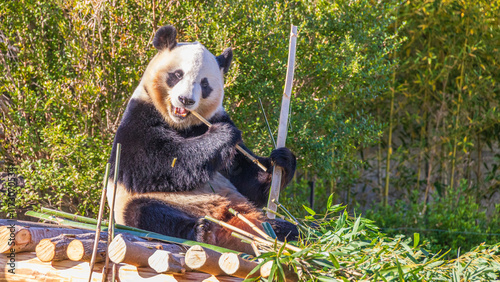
[107,25,297,253]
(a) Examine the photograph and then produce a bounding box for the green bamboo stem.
[40,207,143,233]
[258,97,276,148]
[450,36,467,192]
[384,9,398,207]
[272,199,300,226]
[261,207,297,226]
[25,210,238,254]
[26,211,101,231]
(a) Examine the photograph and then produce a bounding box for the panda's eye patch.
[167,69,184,88]
[201,78,213,99]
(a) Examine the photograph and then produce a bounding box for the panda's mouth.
[172,106,191,119]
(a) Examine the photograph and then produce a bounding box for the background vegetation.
[1,0,499,260]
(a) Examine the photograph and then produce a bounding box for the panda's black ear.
[153,25,177,51]
[216,47,233,74]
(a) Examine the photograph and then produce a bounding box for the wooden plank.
[0,252,243,282]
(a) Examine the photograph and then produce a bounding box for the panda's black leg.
[123,197,200,241]
[266,218,299,242]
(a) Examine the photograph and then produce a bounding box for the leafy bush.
[366,179,500,257]
[258,199,500,281]
[0,0,400,216]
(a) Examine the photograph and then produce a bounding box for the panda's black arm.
[221,144,296,207]
[210,113,296,207]
[109,105,241,193]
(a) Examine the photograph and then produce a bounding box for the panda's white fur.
[131,42,225,130]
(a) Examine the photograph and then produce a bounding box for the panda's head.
[140,25,232,129]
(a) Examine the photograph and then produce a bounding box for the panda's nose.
[178,96,195,106]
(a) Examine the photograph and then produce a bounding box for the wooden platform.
[1,252,243,282]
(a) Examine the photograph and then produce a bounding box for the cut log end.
[108,234,127,264]
[148,250,185,274]
[219,253,259,278]
[15,228,31,245]
[35,239,57,262]
[185,245,224,276]
[185,245,207,269]
[67,239,85,261]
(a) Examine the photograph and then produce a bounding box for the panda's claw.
[195,218,218,245]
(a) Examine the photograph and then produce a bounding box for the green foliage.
[256,201,500,281]
[0,0,499,266]
[366,179,500,258]
[0,0,399,216]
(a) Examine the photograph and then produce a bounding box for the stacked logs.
[0,222,291,280]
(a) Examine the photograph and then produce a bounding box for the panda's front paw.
[208,122,242,147]
[194,218,218,245]
[270,147,297,186]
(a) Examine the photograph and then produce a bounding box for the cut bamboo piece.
[219,253,259,278]
[0,225,89,253]
[190,110,267,172]
[148,249,185,274]
[68,239,107,262]
[185,245,225,276]
[228,208,270,240]
[266,24,298,219]
[206,215,302,253]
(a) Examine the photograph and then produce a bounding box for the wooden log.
[36,233,103,262]
[36,238,71,262]
[108,233,156,266]
[0,251,244,282]
[67,239,107,262]
[0,225,89,253]
[108,233,184,266]
[218,253,259,278]
[185,245,224,276]
[148,249,186,274]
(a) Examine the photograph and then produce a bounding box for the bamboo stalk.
[384,8,399,207]
[88,163,110,282]
[25,211,102,231]
[190,110,268,171]
[228,208,270,239]
[261,207,297,225]
[41,207,148,233]
[205,215,302,253]
[105,143,121,282]
[273,199,301,226]
[231,232,263,256]
[41,207,107,226]
[266,24,298,219]
[258,96,276,148]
